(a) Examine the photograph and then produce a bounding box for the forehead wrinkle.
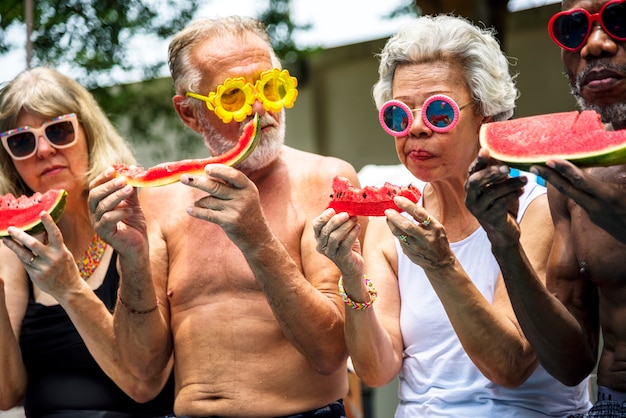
[192,34,274,88]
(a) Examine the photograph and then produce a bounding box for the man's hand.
[532,159,626,244]
[465,148,524,247]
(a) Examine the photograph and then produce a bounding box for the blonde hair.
[0,67,136,195]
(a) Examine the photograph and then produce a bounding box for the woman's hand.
[385,196,455,271]
[312,208,363,278]
[3,213,83,300]
[88,167,148,256]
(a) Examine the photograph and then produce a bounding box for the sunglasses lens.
[45,121,75,146]
[383,105,410,134]
[603,2,626,39]
[262,77,288,103]
[6,132,36,158]
[219,88,248,112]
[551,11,590,50]
[424,99,456,129]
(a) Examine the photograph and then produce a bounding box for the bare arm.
[348,218,405,387]
[313,212,403,387]
[89,169,172,382]
[2,213,172,403]
[0,246,28,410]
[507,186,599,386]
[465,150,597,386]
[387,197,538,388]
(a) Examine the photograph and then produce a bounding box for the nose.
[408,109,432,137]
[35,134,55,158]
[251,97,267,117]
[580,24,619,58]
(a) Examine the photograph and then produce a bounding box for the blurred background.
[1,1,586,417]
[0,0,571,171]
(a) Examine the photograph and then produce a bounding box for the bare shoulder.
[281,147,359,188]
[262,147,359,221]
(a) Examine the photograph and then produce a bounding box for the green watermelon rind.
[480,110,626,170]
[0,189,68,237]
[491,144,626,171]
[114,113,262,188]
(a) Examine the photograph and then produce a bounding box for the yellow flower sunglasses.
[186,68,298,123]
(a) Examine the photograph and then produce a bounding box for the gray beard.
[568,62,626,127]
[198,111,285,173]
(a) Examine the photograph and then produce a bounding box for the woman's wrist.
[338,275,377,310]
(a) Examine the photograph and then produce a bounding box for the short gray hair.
[168,16,281,97]
[372,14,518,121]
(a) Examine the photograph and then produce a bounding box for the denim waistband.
[598,386,626,403]
[39,411,170,418]
[279,399,345,418]
[168,399,345,418]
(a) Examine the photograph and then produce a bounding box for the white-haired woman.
[313,14,591,417]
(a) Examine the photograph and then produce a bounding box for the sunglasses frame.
[548,0,626,52]
[0,113,79,160]
[379,94,468,137]
[186,68,298,123]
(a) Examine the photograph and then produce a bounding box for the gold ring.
[422,216,431,227]
[398,234,409,244]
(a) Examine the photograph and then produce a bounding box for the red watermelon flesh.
[480,110,626,169]
[0,189,68,236]
[114,113,261,187]
[328,176,421,217]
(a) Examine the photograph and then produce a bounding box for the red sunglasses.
[548,0,626,52]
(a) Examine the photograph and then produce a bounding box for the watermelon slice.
[480,110,626,169]
[114,113,261,187]
[328,176,421,217]
[0,189,68,236]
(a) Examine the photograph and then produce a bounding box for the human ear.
[173,95,203,133]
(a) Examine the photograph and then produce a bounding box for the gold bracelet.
[338,275,377,310]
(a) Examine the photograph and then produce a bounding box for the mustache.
[571,61,626,90]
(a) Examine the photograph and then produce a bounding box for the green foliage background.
[0,0,418,163]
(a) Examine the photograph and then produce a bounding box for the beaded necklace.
[76,234,107,280]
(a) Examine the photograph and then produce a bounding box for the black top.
[19,252,175,417]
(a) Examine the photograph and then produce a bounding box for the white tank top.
[395,172,591,417]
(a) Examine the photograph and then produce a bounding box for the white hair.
[372,14,519,122]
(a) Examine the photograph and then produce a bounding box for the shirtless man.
[465,0,626,415]
[88,16,362,417]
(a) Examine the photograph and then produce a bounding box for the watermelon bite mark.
[328,176,421,217]
[0,189,68,236]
